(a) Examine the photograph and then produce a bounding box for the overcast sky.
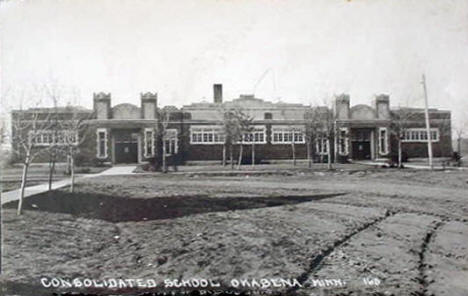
[1,0,467,125]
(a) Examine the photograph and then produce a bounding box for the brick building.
[11,84,453,165]
[10,106,94,163]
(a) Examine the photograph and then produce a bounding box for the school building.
[11,84,452,165]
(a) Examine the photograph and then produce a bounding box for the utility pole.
[421,74,433,170]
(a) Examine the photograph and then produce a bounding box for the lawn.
[0,164,109,192]
[1,168,468,296]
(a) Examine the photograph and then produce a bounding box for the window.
[241,127,266,144]
[190,126,225,144]
[144,128,154,157]
[379,127,388,155]
[316,137,328,155]
[338,128,349,155]
[264,112,273,120]
[164,129,178,155]
[402,128,439,143]
[271,126,305,144]
[96,128,108,159]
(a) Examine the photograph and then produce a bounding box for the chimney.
[373,94,390,119]
[141,92,158,119]
[214,84,223,103]
[93,92,111,119]
[333,94,350,120]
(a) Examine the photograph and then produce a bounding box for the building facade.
[11,84,453,164]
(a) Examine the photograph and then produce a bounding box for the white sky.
[1,0,468,126]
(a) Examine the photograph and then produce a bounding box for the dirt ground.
[1,168,468,296]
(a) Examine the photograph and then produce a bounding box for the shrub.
[75,167,91,174]
[390,151,408,163]
[337,155,349,164]
[0,149,16,168]
[241,154,264,165]
[92,158,110,167]
[74,153,90,166]
[141,157,159,172]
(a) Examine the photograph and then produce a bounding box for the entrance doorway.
[114,130,139,163]
[351,129,372,160]
[352,142,371,160]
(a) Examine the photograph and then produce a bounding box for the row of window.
[402,129,439,142]
[190,126,307,145]
[29,130,78,146]
[191,127,225,144]
[271,127,305,144]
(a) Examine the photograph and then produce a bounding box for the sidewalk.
[353,160,466,170]
[95,165,137,176]
[1,166,137,205]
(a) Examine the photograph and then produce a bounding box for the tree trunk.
[398,139,402,168]
[66,154,71,175]
[172,153,178,172]
[48,151,55,191]
[251,143,255,167]
[17,157,30,216]
[320,148,324,167]
[292,142,296,166]
[307,139,312,169]
[237,144,243,170]
[327,139,332,170]
[230,144,234,170]
[334,127,338,164]
[70,154,75,193]
[222,144,226,166]
[162,138,167,173]
[457,137,461,154]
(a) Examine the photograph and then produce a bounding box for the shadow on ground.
[2,191,345,222]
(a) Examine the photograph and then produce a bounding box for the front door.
[351,129,372,160]
[352,142,371,160]
[114,131,138,163]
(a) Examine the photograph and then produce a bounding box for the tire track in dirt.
[413,220,445,296]
[292,196,454,296]
[286,209,396,295]
[318,198,467,224]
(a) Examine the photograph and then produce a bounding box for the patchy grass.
[1,180,44,193]
[0,164,109,192]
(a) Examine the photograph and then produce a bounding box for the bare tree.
[288,126,306,167]
[0,117,7,145]
[305,107,323,168]
[321,101,336,170]
[218,106,238,168]
[156,107,178,173]
[390,107,417,168]
[57,106,94,193]
[43,85,61,191]
[159,111,169,173]
[11,105,54,215]
[453,115,467,156]
[233,109,254,170]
